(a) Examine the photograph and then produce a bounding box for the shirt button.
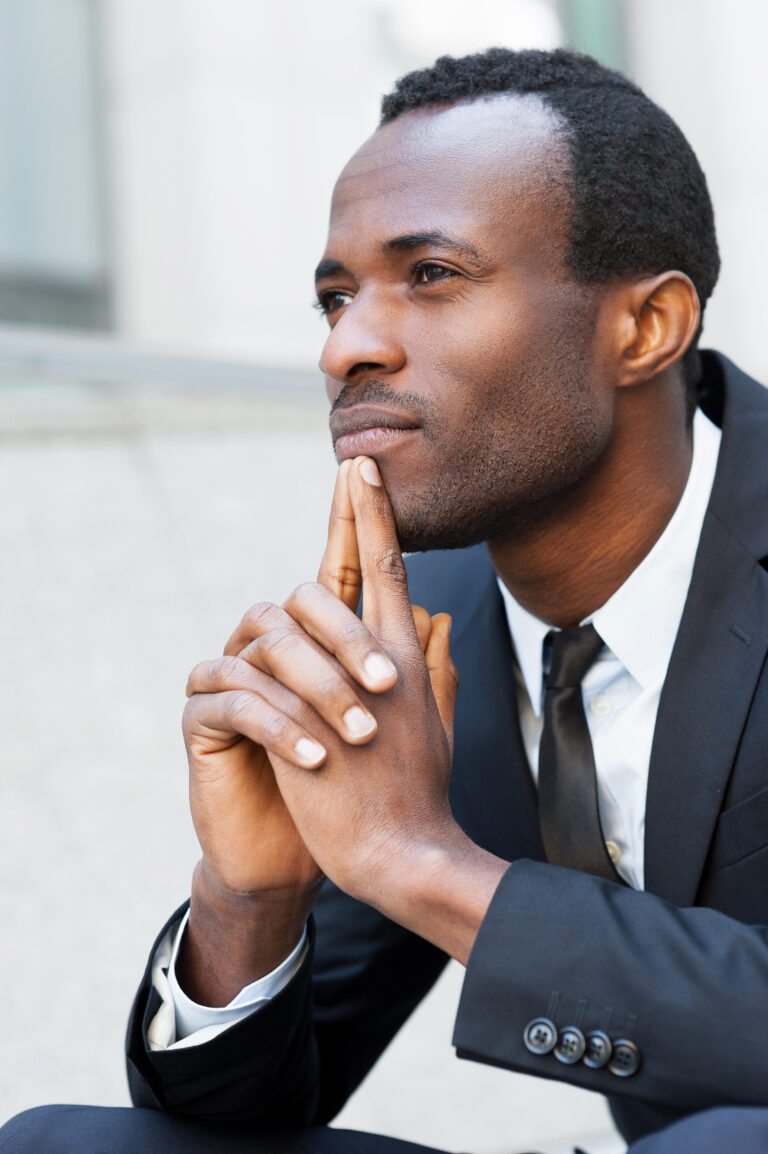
[590,693,613,717]
[605,840,621,864]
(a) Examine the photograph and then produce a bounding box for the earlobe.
[617,272,701,388]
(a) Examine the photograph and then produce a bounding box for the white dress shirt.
[149,408,722,1050]
[499,409,721,888]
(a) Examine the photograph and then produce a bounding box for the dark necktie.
[537,623,624,883]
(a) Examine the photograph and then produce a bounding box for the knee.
[0,1106,78,1153]
[0,1105,167,1154]
[630,1106,768,1154]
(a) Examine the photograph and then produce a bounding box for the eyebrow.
[314,230,491,286]
[381,231,490,265]
[314,258,347,284]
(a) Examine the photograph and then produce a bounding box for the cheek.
[414,312,542,426]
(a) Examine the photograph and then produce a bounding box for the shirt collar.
[498,408,722,715]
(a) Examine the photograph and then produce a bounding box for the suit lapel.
[644,516,768,903]
[645,354,768,904]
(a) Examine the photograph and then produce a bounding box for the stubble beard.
[392,343,608,553]
[392,412,607,553]
[330,297,607,554]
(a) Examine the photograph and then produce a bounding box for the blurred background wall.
[1,3,766,1151]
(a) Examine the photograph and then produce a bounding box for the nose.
[319,292,406,400]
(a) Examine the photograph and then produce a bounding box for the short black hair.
[381,47,720,396]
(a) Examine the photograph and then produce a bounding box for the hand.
[183,460,451,896]
[179,460,449,997]
[183,463,385,894]
[265,457,464,915]
[181,628,331,1000]
[262,458,506,965]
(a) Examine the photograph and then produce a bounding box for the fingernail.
[359,458,381,486]
[364,652,397,685]
[295,737,326,765]
[343,705,377,738]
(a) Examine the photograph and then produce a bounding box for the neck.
[488,381,693,628]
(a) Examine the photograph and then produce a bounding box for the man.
[3,46,768,1154]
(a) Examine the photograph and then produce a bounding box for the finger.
[412,604,432,653]
[238,628,379,744]
[317,459,362,611]
[347,457,419,646]
[282,581,398,693]
[224,600,293,658]
[184,689,327,769]
[193,636,379,747]
[186,656,336,764]
[424,613,459,752]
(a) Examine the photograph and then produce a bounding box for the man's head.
[380,48,720,360]
[317,48,717,552]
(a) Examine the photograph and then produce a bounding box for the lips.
[330,406,421,461]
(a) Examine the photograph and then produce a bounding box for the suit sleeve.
[126,883,448,1125]
[454,859,768,1113]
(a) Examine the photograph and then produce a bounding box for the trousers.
[2,1105,768,1154]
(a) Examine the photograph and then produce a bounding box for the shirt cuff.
[146,908,308,1051]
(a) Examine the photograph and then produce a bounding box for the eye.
[413,261,459,285]
[314,289,353,317]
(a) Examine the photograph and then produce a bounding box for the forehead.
[327,96,571,260]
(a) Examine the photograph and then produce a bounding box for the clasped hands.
[182,457,461,948]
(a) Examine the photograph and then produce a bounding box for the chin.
[393,512,491,555]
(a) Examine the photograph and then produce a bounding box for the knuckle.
[206,655,242,688]
[226,690,257,727]
[284,581,322,617]
[313,671,347,706]
[293,580,323,605]
[374,547,408,585]
[243,600,281,634]
[328,565,361,592]
[226,689,248,716]
[259,710,289,746]
[185,660,208,695]
[257,626,297,663]
[339,616,370,644]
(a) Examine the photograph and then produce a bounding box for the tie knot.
[545,623,603,689]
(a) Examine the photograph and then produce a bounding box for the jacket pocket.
[708,784,768,872]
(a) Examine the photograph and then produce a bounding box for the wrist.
[356,826,509,966]
[177,859,321,1006]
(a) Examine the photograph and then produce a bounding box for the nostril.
[348,361,386,378]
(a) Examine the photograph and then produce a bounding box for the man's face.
[317,96,615,552]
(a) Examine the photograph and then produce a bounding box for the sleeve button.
[608,1038,642,1077]
[554,1025,586,1064]
[523,1017,557,1055]
[583,1029,612,1069]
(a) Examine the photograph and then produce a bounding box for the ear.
[615,272,701,388]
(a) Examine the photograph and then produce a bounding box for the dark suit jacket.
[126,351,768,1148]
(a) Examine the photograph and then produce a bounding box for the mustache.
[329,381,436,423]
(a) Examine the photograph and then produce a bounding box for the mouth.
[330,406,421,462]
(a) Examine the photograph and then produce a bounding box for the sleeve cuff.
[147,909,308,1051]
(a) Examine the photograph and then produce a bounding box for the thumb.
[424,613,458,755]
